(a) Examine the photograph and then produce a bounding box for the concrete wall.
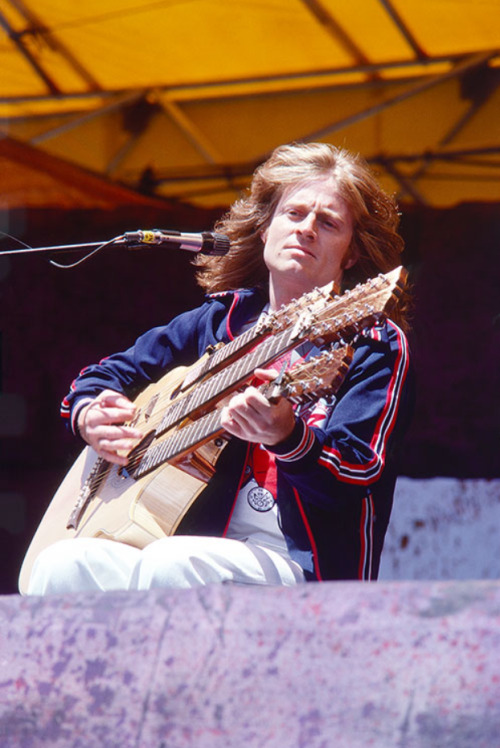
[380,478,500,580]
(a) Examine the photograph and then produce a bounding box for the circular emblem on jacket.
[247,486,275,512]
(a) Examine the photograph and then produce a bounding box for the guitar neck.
[143,265,406,445]
[156,323,303,437]
[133,408,223,478]
[133,343,355,479]
[177,318,269,392]
[174,284,336,393]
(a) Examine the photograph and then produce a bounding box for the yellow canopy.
[1,0,499,208]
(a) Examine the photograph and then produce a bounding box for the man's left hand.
[220,368,295,446]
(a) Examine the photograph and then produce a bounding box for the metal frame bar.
[386,64,499,200]
[138,144,500,186]
[2,51,495,107]
[104,130,145,177]
[299,0,372,67]
[0,8,60,94]
[295,51,498,145]
[377,0,427,59]
[29,91,146,144]
[378,158,429,205]
[396,97,490,199]
[159,99,223,164]
[27,52,492,154]
[377,145,500,164]
[5,0,101,91]
[144,151,500,202]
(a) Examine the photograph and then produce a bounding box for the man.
[25,142,413,594]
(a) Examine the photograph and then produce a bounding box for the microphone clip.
[123,229,230,256]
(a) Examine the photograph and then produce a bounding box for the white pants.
[26,536,306,595]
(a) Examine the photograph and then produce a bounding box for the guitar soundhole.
[170,384,182,400]
[144,394,159,421]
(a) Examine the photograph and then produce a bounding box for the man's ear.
[342,245,359,270]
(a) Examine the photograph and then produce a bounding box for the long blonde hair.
[195,142,409,329]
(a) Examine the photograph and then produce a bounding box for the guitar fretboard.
[170,284,334,393]
[142,267,405,470]
[134,409,222,478]
[156,322,306,437]
[177,316,270,391]
[133,343,355,478]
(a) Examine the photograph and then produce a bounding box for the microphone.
[123,229,230,256]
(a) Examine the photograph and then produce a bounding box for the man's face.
[262,176,355,306]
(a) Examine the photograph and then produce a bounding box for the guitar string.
[129,301,365,437]
[73,272,399,522]
[77,344,351,527]
[128,294,338,433]
[91,276,395,476]
[121,281,352,439]
[129,344,355,477]
[121,291,318,435]
[134,344,356,477]
[74,328,354,520]
[125,330,302,471]
[124,275,387,441]
[122,278,394,474]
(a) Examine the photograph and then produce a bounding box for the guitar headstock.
[264,343,354,405]
[290,266,407,345]
[256,280,339,334]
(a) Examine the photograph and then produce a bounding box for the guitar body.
[18,441,228,594]
[18,362,229,595]
[127,356,208,435]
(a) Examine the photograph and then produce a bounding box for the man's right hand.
[77,390,142,465]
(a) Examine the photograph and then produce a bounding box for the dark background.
[1,201,499,594]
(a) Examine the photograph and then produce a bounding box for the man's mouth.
[286,244,315,257]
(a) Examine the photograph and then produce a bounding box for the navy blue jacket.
[61,287,414,581]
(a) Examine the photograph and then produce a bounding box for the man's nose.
[297,212,317,238]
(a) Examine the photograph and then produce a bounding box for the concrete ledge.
[1,580,500,747]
